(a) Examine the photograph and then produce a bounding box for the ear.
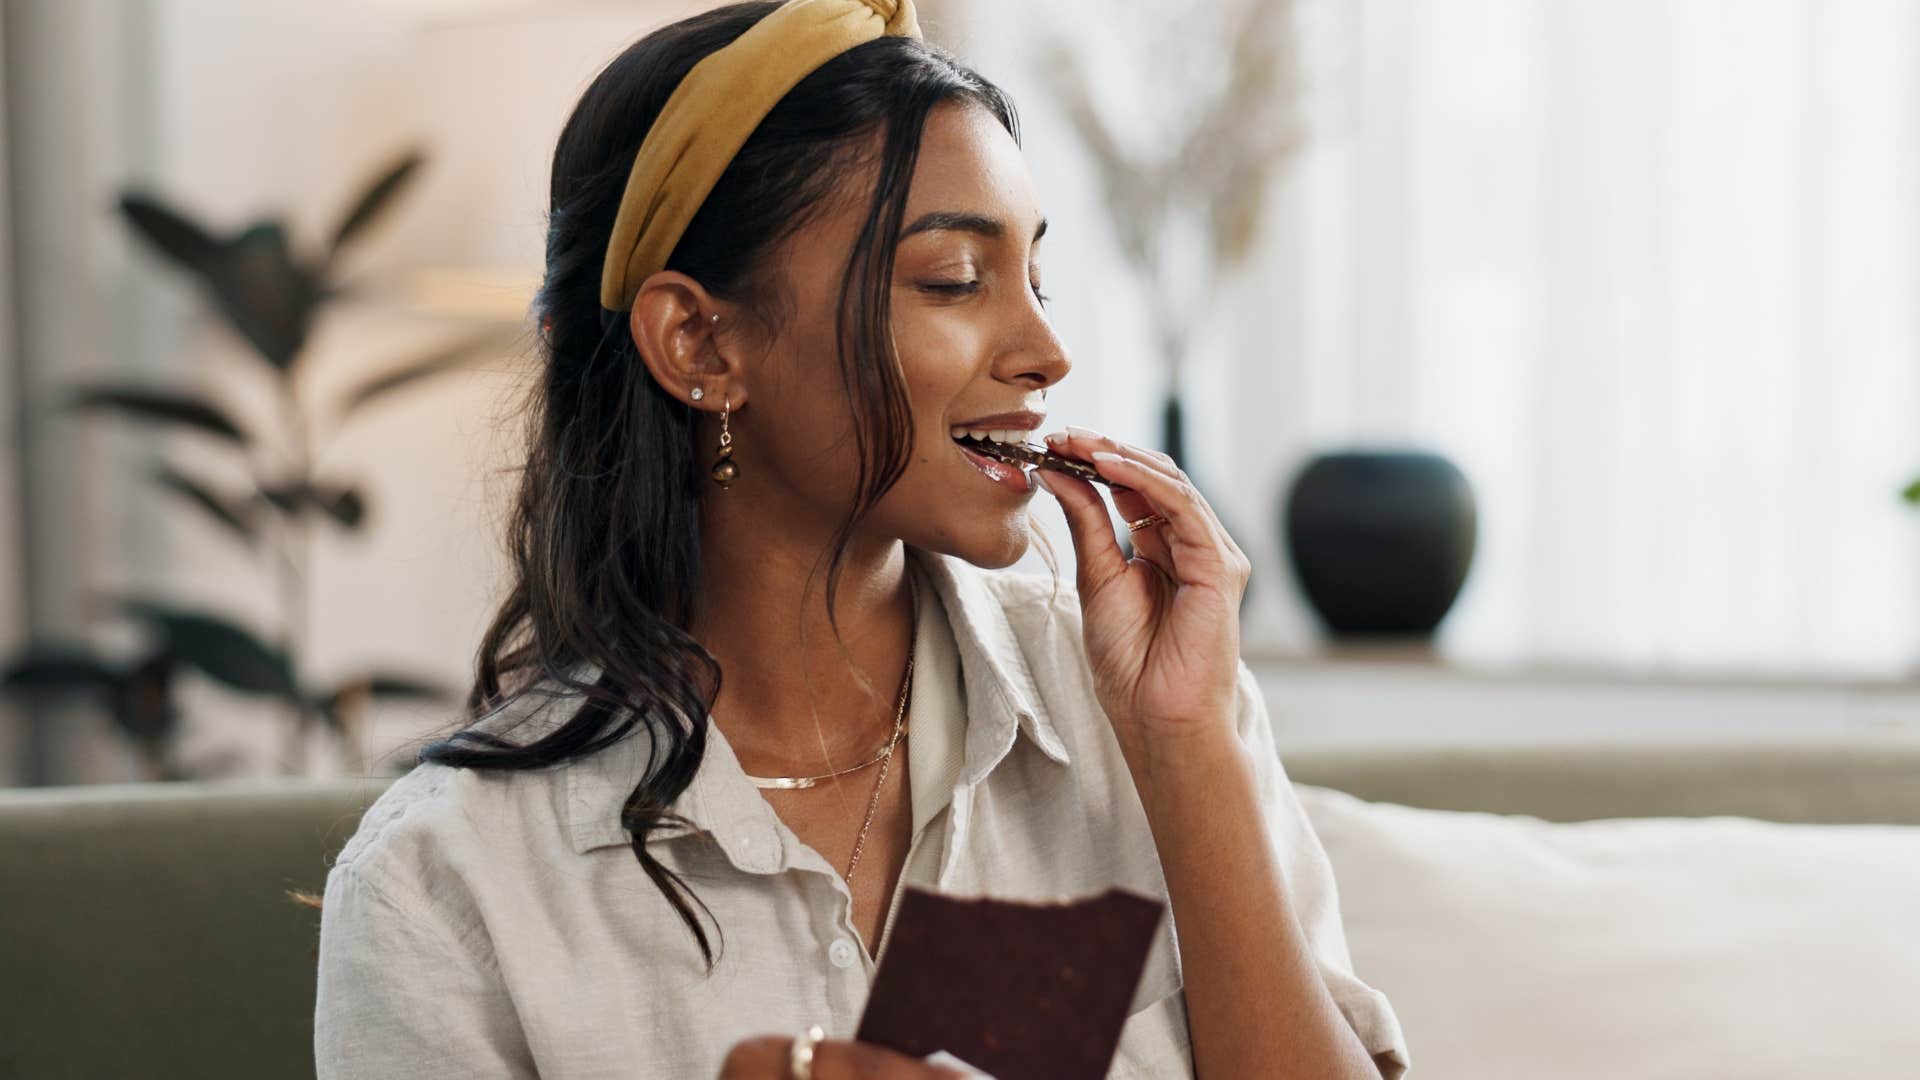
[628,270,747,410]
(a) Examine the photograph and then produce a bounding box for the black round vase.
[1281,450,1477,638]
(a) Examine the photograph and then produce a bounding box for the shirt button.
[828,938,859,969]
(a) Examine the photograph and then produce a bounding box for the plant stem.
[278,376,314,775]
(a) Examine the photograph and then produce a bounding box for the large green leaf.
[64,384,251,446]
[361,674,449,700]
[332,329,511,418]
[326,150,425,266]
[112,650,180,746]
[312,671,450,732]
[110,598,302,703]
[254,479,367,530]
[117,194,322,370]
[205,221,322,370]
[314,484,367,529]
[149,462,259,543]
[0,643,183,754]
[0,642,121,693]
[118,194,222,277]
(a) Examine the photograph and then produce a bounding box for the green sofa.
[3,737,1916,1079]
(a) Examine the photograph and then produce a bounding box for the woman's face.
[735,99,1072,569]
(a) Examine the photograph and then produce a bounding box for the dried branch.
[1039,0,1307,365]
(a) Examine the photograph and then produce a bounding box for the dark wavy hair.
[408,4,1025,973]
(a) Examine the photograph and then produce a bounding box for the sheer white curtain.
[963,0,1920,677]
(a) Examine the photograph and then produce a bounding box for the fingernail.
[1044,430,1067,447]
[1066,424,1099,439]
[1091,450,1124,463]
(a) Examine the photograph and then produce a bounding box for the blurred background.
[3,0,1918,787]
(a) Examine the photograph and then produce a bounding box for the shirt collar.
[562,547,1071,860]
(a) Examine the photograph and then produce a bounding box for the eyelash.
[925,280,1052,308]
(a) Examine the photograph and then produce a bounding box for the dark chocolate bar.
[856,886,1165,1080]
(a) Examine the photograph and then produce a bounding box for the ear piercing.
[696,311,737,487]
[690,312,721,402]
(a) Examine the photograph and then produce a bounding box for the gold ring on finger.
[1126,512,1169,533]
[788,1025,825,1080]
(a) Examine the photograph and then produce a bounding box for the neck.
[688,486,919,773]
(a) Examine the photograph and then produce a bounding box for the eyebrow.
[899,210,1048,244]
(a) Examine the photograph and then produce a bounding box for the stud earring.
[690,315,717,404]
[710,395,738,488]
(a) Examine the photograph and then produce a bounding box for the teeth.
[949,427,1035,444]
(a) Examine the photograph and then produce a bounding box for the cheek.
[900,336,980,416]
[902,364,974,463]
[750,366,855,473]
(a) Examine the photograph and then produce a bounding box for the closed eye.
[921,280,1051,308]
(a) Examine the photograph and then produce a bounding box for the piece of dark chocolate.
[855,886,1165,1080]
[961,438,1134,493]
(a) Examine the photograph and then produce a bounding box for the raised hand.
[1033,427,1253,759]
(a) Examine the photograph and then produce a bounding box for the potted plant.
[1,149,511,780]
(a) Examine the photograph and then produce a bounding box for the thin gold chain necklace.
[739,573,917,883]
[741,717,906,790]
[844,648,910,884]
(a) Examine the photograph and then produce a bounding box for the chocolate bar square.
[855,886,1165,1080]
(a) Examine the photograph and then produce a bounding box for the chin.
[914,514,1033,570]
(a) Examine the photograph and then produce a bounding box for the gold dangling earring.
[710,395,739,488]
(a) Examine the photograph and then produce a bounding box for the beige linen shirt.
[314,546,1411,1079]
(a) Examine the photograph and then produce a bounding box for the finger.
[1033,467,1132,595]
[1047,431,1224,580]
[1044,428,1161,527]
[815,1039,971,1079]
[1039,429,1182,578]
[1085,451,1239,589]
[1047,427,1248,574]
[1052,427,1234,547]
[1070,442,1204,576]
[717,1035,785,1078]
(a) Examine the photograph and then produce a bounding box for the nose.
[994,300,1071,392]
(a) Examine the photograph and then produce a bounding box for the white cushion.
[1293,783,1920,1080]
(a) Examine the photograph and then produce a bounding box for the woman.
[313,2,1410,1077]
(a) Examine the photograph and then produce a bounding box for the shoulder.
[329,684,586,903]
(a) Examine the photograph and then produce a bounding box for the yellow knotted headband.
[598,0,923,312]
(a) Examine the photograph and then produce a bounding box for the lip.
[949,408,1047,433]
[955,439,1035,495]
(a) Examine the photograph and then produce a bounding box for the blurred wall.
[0,10,17,782]
[3,0,176,783]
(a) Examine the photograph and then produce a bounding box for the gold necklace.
[740,574,917,884]
[741,719,906,790]
[844,650,909,884]
[740,573,917,791]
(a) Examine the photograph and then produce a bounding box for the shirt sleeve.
[1231,659,1413,1080]
[314,860,536,1079]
